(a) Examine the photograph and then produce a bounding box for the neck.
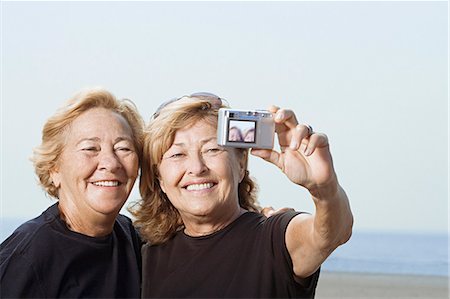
[183,206,246,237]
[58,203,115,237]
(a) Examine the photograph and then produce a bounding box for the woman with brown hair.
[132,92,353,298]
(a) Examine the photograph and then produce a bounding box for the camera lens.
[229,113,234,118]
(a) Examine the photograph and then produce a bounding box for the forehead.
[69,108,133,138]
[172,119,217,143]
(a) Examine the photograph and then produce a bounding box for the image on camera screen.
[228,120,256,143]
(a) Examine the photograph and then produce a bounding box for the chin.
[188,205,217,217]
[91,199,127,216]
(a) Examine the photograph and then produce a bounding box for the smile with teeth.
[185,183,215,191]
[92,181,121,187]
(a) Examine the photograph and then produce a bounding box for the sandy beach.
[315,271,449,299]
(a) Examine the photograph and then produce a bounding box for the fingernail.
[290,141,298,150]
[304,147,312,156]
[276,113,283,121]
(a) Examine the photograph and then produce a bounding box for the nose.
[187,152,208,176]
[98,149,122,172]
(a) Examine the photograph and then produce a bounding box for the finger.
[250,149,281,167]
[274,109,299,129]
[261,206,275,217]
[267,105,280,113]
[289,124,313,150]
[303,133,329,156]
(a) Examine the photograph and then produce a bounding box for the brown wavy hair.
[31,87,144,199]
[130,96,260,245]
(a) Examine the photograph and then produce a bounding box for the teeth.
[186,183,214,191]
[93,181,120,187]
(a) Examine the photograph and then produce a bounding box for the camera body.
[217,108,275,149]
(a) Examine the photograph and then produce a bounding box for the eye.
[115,141,135,154]
[82,147,99,152]
[169,153,184,158]
[115,147,132,152]
[204,147,222,155]
[163,150,185,160]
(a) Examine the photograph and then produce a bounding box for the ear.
[157,172,167,194]
[50,168,61,189]
[237,150,248,183]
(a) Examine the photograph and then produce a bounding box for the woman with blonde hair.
[132,92,353,298]
[0,88,144,298]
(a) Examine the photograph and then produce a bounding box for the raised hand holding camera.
[217,108,275,149]
[250,106,338,197]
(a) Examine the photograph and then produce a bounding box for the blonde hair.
[32,88,144,199]
[130,97,260,245]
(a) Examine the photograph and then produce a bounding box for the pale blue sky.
[1,1,448,236]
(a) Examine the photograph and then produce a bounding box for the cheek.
[217,158,242,185]
[126,156,140,177]
[158,162,180,193]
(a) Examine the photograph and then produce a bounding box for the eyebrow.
[76,136,134,146]
[172,136,217,147]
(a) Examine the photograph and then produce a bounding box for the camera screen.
[228,120,256,143]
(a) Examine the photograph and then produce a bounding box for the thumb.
[250,149,281,167]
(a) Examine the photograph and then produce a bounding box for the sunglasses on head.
[152,92,229,119]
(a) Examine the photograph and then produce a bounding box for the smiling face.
[244,128,255,142]
[228,127,243,142]
[157,119,246,223]
[50,108,139,222]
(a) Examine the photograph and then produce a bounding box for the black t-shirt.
[0,203,142,298]
[141,211,320,298]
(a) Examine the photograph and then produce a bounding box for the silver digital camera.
[217,108,275,149]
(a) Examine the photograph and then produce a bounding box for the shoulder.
[115,214,137,234]
[114,214,142,245]
[241,210,305,226]
[1,204,60,259]
[252,210,309,255]
[216,211,304,243]
[0,205,61,292]
[115,213,133,227]
[259,210,305,232]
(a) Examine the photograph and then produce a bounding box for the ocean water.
[322,230,449,277]
[1,218,448,277]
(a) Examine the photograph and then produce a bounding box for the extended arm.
[286,181,352,278]
[251,106,353,279]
